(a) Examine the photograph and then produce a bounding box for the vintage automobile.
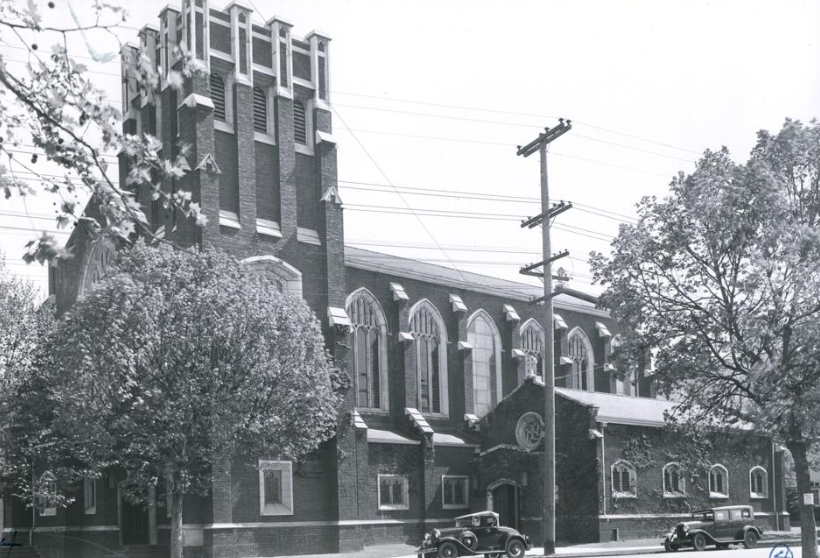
[416,511,532,558]
[662,505,762,552]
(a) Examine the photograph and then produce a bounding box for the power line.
[340,182,638,223]
[333,103,695,163]
[342,128,675,178]
[344,206,613,243]
[0,46,705,157]
[332,90,702,155]
[2,166,641,226]
[329,102,471,284]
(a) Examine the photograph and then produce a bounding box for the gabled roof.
[344,246,609,318]
[556,388,679,428]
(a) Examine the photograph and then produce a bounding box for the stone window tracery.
[611,460,637,498]
[467,310,501,417]
[568,327,594,391]
[663,462,685,497]
[346,288,388,411]
[709,464,729,498]
[515,412,544,451]
[749,466,768,498]
[410,301,448,416]
[520,319,545,382]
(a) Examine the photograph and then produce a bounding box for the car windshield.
[692,511,714,522]
[456,515,496,528]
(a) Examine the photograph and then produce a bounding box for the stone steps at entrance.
[103,545,170,558]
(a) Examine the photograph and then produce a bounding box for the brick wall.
[601,424,776,518]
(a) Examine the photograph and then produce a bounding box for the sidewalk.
[289,530,816,558]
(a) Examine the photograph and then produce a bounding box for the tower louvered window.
[253,87,268,134]
[210,73,226,122]
[293,100,307,145]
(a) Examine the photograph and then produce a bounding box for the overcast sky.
[1,0,818,298]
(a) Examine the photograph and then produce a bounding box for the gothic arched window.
[663,463,685,497]
[568,327,594,391]
[520,318,545,382]
[611,460,636,497]
[38,472,57,517]
[78,239,116,298]
[409,300,448,416]
[709,464,729,498]
[240,256,302,298]
[467,310,502,416]
[346,288,388,410]
[749,466,768,498]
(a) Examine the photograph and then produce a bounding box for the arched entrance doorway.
[486,479,520,530]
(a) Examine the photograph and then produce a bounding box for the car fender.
[687,529,718,545]
[438,536,479,554]
[730,526,762,542]
[743,526,762,538]
[501,534,529,550]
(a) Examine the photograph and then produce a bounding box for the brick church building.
[1,1,790,557]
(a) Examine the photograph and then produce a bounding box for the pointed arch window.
[347,288,389,410]
[240,256,303,298]
[38,472,57,517]
[663,463,685,497]
[410,301,448,416]
[749,466,768,498]
[611,460,636,498]
[468,311,502,416]
[610,335,636,396]
[520,319,545,383]
[568,328,594,391]
[709,464,729,498]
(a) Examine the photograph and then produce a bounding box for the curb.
[526,539,808,558]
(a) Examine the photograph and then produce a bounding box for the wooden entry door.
[120,489,150,545]
[492,483,519,530]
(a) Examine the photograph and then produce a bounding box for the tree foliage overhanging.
[4,242,349,558]
[591,118,820,553]
[0,0,205,263]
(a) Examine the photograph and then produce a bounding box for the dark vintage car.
[663,505,762,552]
[416,511,532,558]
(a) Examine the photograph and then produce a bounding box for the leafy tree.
[0,0,204,263]
[591,119,820,558]
[35,242,348,558]
[0,253,65,542]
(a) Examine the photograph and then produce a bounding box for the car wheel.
[664,540,678,552]
[438,541,459,558]
[692,533,707,552]
[505,538,526,558]
[743,531,758,549]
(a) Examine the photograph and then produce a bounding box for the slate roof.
[556,387,680,427]
[344,246,608,317]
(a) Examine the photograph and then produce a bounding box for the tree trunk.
[787,441,819,558]
[170,490,184,558]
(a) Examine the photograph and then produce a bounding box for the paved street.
[383,543,804,558]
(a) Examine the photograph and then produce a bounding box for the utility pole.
[516,118,572,555]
